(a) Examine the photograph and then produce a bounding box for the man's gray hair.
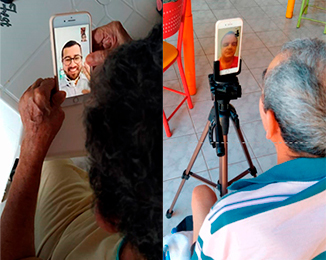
[263,38,326,157]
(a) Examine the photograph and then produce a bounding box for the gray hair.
[263,38,326,157]
[221,31,238,45]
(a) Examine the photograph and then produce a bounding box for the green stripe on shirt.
[211,178,326,234]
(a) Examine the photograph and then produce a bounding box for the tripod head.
[208,60,242,157]
[210,59,242,101]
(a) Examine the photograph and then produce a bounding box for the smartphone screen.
[215,19,243,76]
[53,24,90,98]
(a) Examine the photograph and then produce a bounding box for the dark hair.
[84,24,162,260]
[61,40,82,59]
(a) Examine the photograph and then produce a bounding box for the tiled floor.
[163,0,326,236]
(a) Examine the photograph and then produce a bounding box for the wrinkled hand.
[82,61,91,81]
[86,21,132,67]
[19,78,66,158]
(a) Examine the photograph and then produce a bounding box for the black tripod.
[166,60,257,218]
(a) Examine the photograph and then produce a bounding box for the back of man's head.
[262,38,326,157]
[84,23,162,260]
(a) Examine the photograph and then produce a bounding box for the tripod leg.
[234,125,255,169]
[166,120,211,218]
[219,135,228,197]
[229,105,257,177]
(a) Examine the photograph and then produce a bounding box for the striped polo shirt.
[192,157,326,260]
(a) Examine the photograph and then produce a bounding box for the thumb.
[86,50,109,67]
[52,91,66,107]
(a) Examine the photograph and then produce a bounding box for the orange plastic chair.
[163,0,193,138]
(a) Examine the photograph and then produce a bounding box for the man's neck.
[275,142,317,164]
[119,242,144,260]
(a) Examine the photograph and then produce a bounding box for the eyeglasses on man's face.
[62,55,83,66]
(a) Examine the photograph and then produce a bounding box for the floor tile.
[163,171,212,236]
[256,30,291,48]
[231,0,258,9]
[242,47,274,69]
[246,18,280,32]
[188,100,215,133]
[163,80,184,107]
[205,0,235,10]
[237,6,266,20]
[193,23,215,38]
[273,14,300,32]
[237,70,261,94]
[205,54,215,69]
[284,21,325,40]
[193,55,214,77]
[241,33,266,50]
[242,19,254,34]
[192,10,217,24]
[277,0,289,5]
[191,0,210,11]
[260,5,287,18]
[163,105,195,139]
[191,75,213,103]
[174,55,213,79]
[255,0,284,6]
[163,134,207,180]
[212,9,241,20]
[230,91,262,124]
[241,120,276,158]
[164,65,178,81]
[241,60,249,71]
[198,37,215,55]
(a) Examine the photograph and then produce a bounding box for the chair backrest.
[163,0,186,40]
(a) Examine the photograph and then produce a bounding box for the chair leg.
[163,110,172,138]
[297,0,307,28]
[177,56,193,109]
[304,0,309,14]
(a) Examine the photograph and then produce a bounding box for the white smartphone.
[50,12,92,106]
[215,18,243,76]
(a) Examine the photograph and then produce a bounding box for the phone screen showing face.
[217,26,242,75]
[54,24,90,98]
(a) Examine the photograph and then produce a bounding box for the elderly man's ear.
[259,98,282,142]
[264,110,281,141]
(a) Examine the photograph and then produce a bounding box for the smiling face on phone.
[62,43,83,80]
[53,23,91,98]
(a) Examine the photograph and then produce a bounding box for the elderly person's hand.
[19,78,66,158]
[85,21,132,67]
